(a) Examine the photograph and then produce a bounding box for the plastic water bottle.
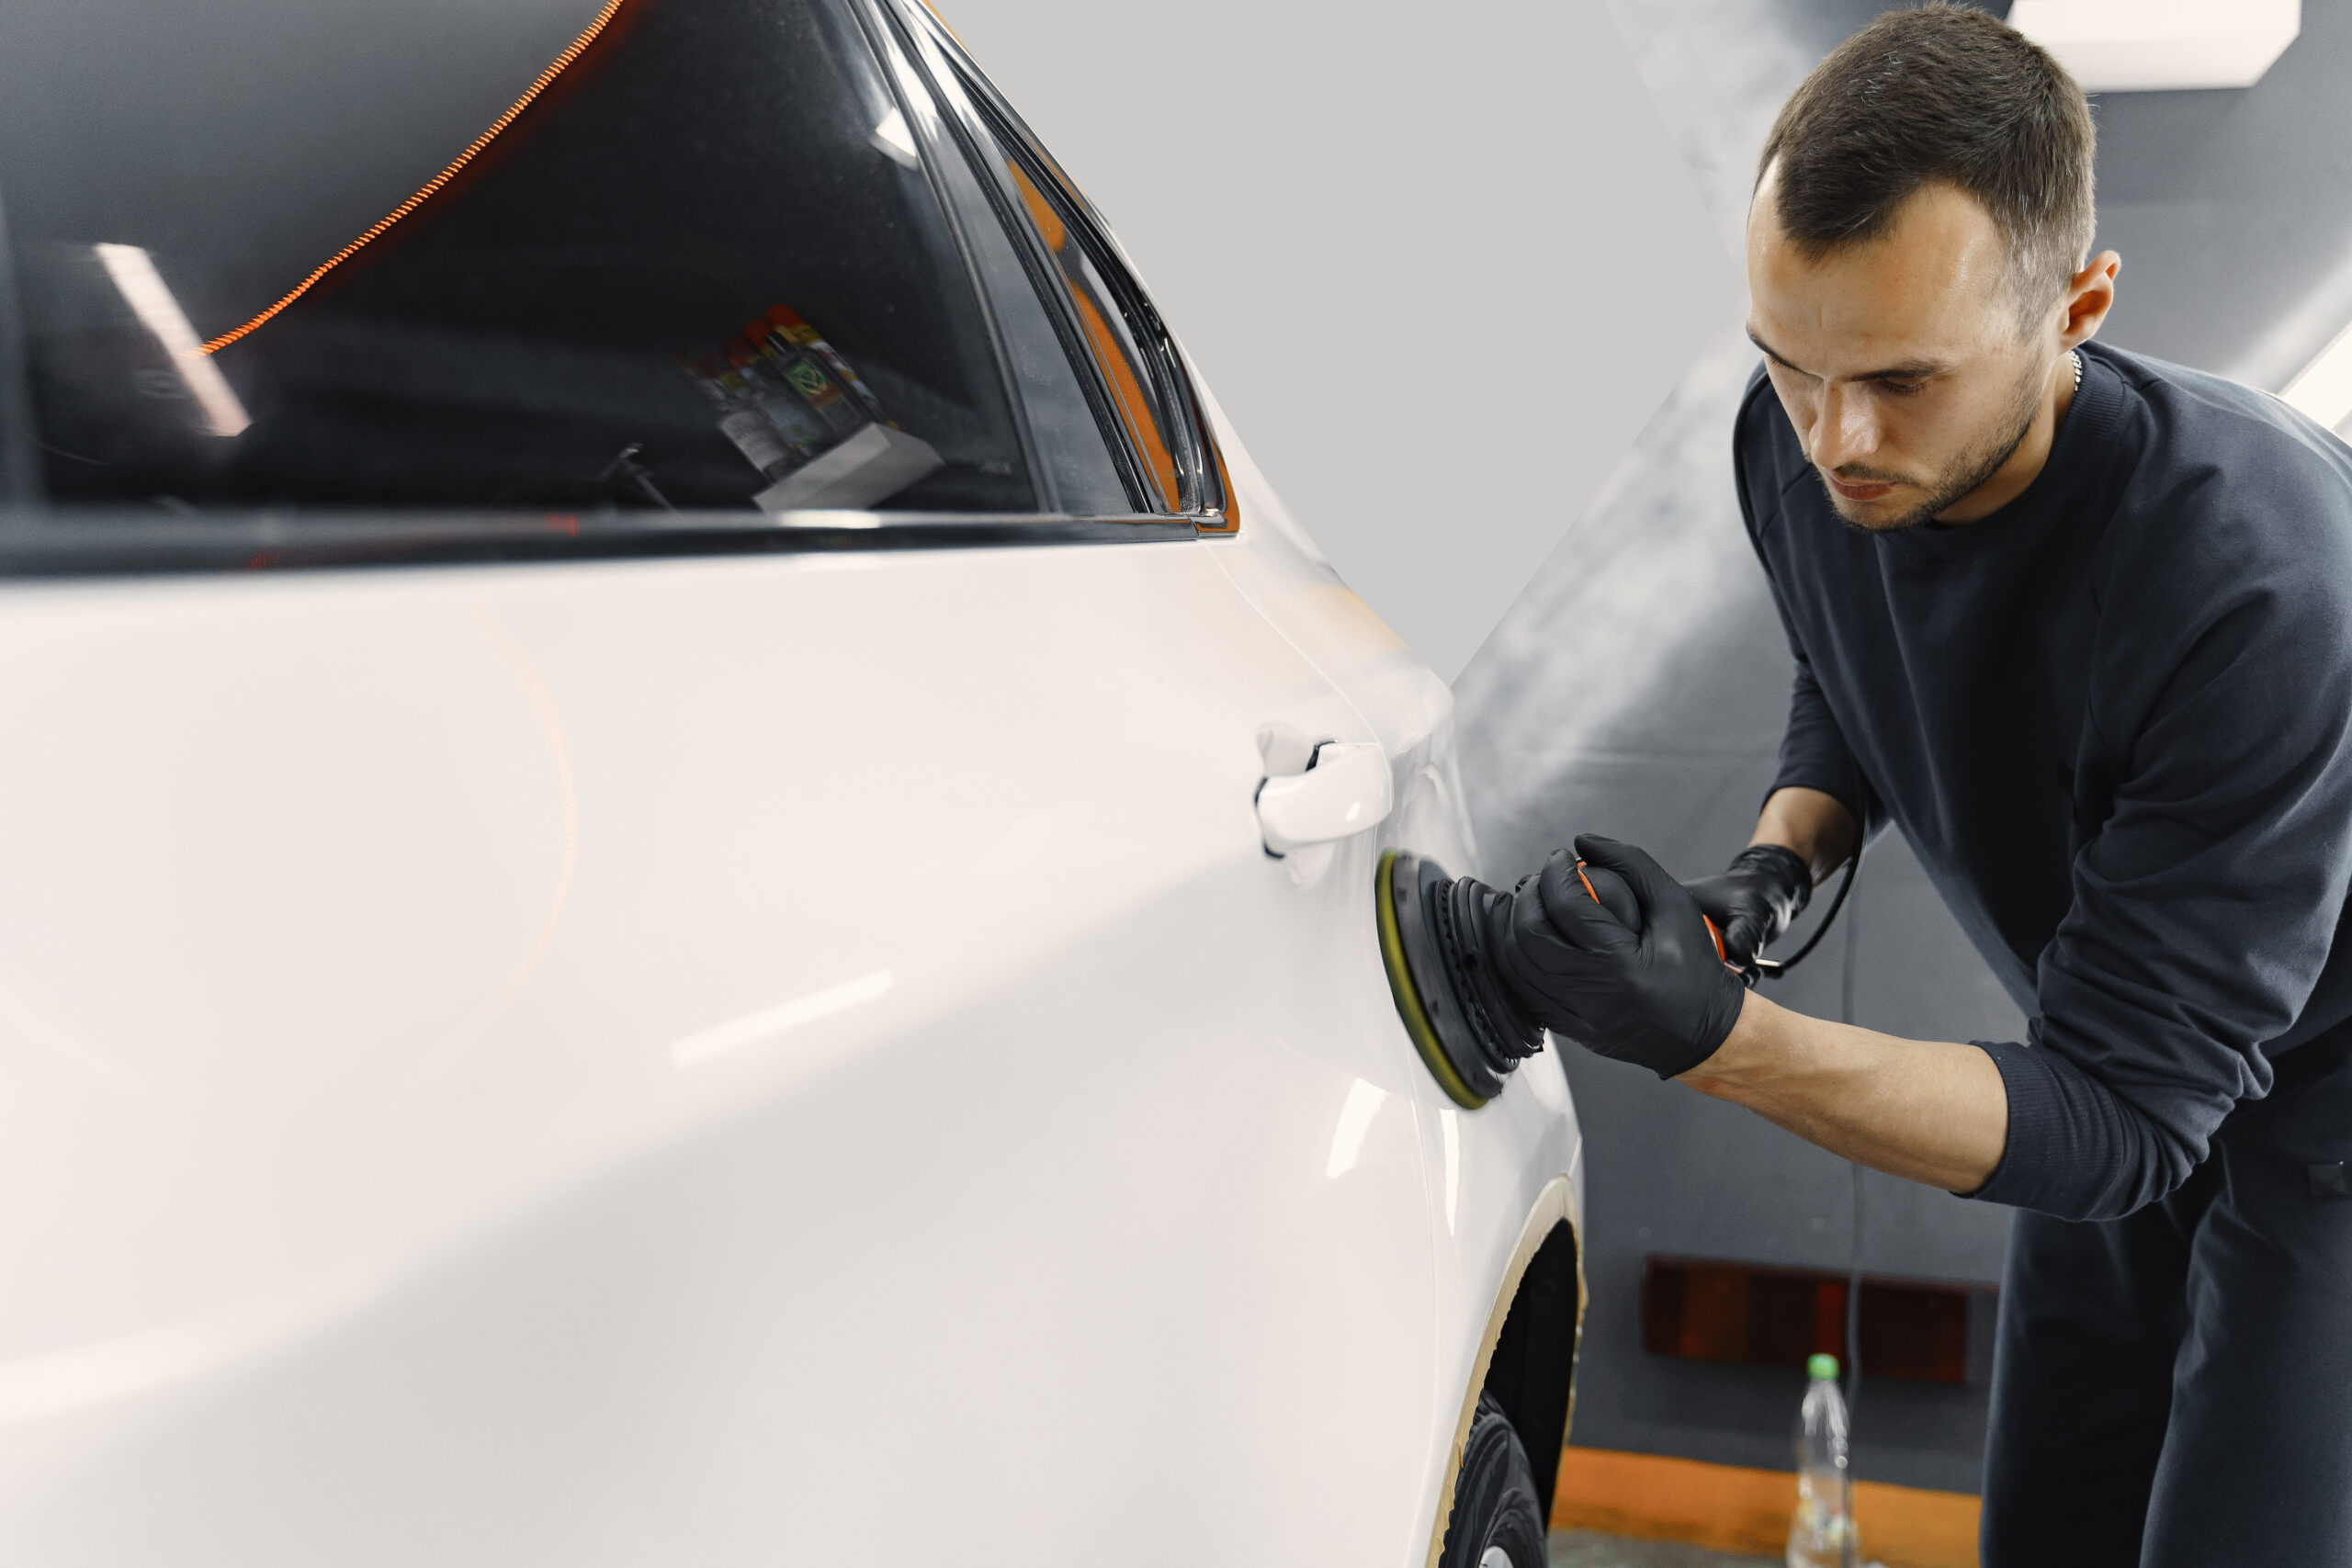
[1789,1353,1860,1568]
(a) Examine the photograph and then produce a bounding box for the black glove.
[1681,843,1812,976]
[1494,835,1747,1079]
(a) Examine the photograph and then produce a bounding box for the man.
[1495,7,2352,1564]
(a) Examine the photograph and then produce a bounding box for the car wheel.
[1441,1392,1549,1568]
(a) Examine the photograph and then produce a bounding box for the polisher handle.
[1573,861,1638,927]
[1575,860,1730,963]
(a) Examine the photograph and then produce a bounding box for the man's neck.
[1935,351,2079,525]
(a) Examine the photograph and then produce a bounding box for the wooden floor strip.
[1552,1444,1982,1567]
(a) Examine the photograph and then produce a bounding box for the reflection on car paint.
[668,969,896,1069]
[1326,1077,1391,1179]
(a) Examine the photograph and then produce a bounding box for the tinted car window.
[0,0,1046,515]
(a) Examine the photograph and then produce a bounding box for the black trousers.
[1979,1032,2352,1567]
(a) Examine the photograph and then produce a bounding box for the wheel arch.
[1423,1175,1586,1567]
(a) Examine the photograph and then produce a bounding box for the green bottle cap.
[1808,1353,1840,1381]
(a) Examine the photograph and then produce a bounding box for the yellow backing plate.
[1376,849,1488,1110]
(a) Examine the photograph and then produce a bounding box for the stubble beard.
[1821,363,2048,534]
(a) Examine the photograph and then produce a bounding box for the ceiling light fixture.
[2008,0,2301,93]
[2281,320,2352,437]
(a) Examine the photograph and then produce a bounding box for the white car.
[0,0,1586,1562]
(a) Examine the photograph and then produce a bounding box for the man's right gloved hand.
[1492,837,1747,1079]
[1680,843,1813,975]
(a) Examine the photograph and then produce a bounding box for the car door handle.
[1256,741,1394,856]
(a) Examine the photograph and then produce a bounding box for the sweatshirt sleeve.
[1732,369,1883,837]
[1969,447,2352,1220]
[1770,649,1882,837]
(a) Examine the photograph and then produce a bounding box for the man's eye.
[1880,379,1928,397]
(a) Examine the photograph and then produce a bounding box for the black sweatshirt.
[1736,341,2352,1221]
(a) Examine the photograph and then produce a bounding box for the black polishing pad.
[1378,849,1505,1108]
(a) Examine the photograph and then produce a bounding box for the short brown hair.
[1758,4,2097,324]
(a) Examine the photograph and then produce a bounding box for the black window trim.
[0,188,39,508]
[0,508,1201,579]
[880,0,1232,530]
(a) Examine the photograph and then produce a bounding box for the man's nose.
[1809,384,1880,470]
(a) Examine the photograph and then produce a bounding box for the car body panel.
[0,0,1582,1552]
[0,493,1577,1562]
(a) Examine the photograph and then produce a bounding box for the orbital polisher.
[1374,849,1727,1110]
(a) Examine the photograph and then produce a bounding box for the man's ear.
[2060,250,2121,349]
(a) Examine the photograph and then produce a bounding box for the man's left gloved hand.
[1681,842,1813,978]
[1494,834,1747,1080]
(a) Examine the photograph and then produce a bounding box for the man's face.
[1746,175,2051,532]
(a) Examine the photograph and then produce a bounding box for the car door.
[0,0,1473,1562]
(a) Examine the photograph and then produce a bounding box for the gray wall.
[1457,0,2352,1497]
[930,0,1740,682]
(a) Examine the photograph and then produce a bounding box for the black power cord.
[1758,850,1860,979]
[1839,869,1865,1567]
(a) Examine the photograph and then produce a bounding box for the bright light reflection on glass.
[93,244,251,437]
[870,107,919,168]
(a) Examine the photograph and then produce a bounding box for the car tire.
[1440,1392,1550,1568]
